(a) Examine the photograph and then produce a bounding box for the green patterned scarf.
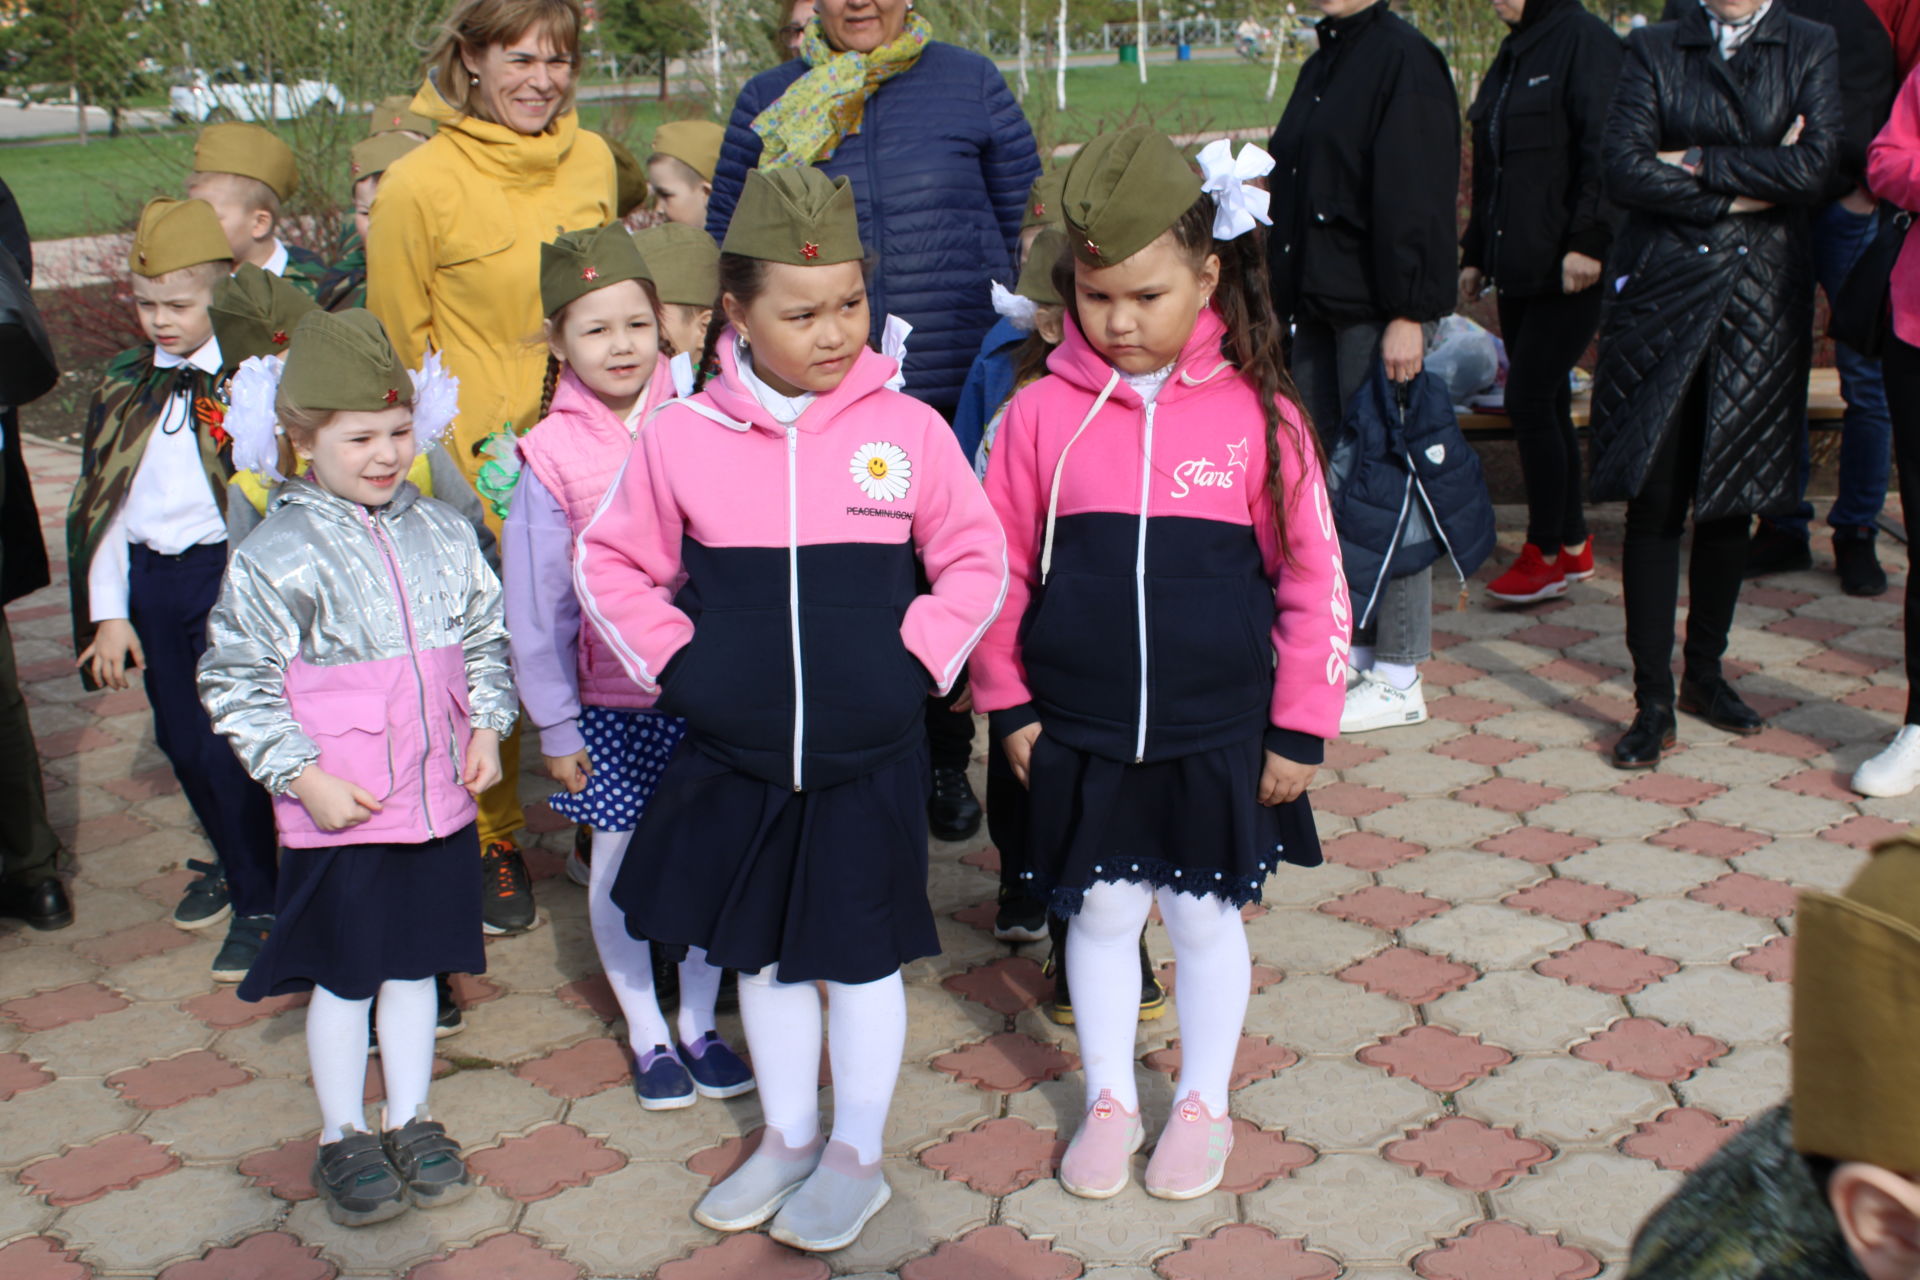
[751,13,932,169]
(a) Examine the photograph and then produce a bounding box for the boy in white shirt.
[186,122,327,298]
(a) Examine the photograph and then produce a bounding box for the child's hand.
[545,749,592,794]
[949,686,974,713]
[289,765,383,831]
[463,728,503,797]
[1003,722,1042,787]
[1258,751,1316,806]
[77,619,144,690]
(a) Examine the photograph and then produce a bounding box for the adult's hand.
[1562,252,1603,294]
[1382,317,1424,383]
[1459,266,1485,304]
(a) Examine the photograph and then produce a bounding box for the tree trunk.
[72,84,87,146]
[1056,0,1068,110]
[1137,0,1147,84]
[659,53,670,101]
[1267,16,1286,101]
[1018,0,1030,99]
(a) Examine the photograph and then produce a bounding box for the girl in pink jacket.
[505,226,752,1114]
[969,129,1349,1202]
[574,168,1008,1254]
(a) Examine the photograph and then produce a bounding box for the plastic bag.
[1423,315,1500,409]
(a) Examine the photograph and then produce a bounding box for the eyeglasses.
[778,23,806,37]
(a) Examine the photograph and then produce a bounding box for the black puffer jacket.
[1588,3,1840,519]
[1461,0,1624,296]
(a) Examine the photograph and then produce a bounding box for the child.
[632,222,719,372]
[197,307,515,1227]
[66,197,279,982]
[970,128,1348,1201]
[576,167,1006,1252]
[319,133,425,314]
[368,93,434,141]
[505,225,752,1109]
[646,120,725,228]
[187,122,328,297]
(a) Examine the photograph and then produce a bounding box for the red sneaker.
[1486,543,1567,604]
[1557,538,1596,582]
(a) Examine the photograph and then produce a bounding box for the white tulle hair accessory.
[881,313,914,394]
[408,349,460,449]
[226,355,288,481]
[990,280,1039,332]
[1196,138,1275,242]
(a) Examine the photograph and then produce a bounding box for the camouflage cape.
[1626,1105,1869,1280]
[316,243,367,313]
[65,346,232,676]
[280,242,331,301]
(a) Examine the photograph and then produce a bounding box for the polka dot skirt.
[548,707,688,832]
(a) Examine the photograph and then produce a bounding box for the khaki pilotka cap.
[721,167,862,266]
[194,122,299,201]
[1061,126,1201,268]
[1016,226,1067,307]
[1794,829,1920,1171]
[350,132,423,184]
[128,198,232,278]
[1021,168,1066,232]
[542,224,654,318]
[368,94,435,138]
[210,263,319,367]
[276,309,412,416]
[652,120,725,182]
[632,223,719,307]
[606,137,648,217]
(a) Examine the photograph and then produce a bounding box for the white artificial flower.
[850,441,912,503]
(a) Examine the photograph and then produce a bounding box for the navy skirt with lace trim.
[1024,733,1321,916]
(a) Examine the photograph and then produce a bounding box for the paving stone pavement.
[4,435,1917,1279]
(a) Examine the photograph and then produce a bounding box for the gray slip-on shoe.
[768,1151,892,1253]
[692,1135,824,1232]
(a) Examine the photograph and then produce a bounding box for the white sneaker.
[1853,725,1920,798]
[1341,671,1429,734]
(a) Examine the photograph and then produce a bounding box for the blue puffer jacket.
[706,43,1042,416]
[949,315,1025,463]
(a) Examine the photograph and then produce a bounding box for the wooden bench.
[1458,366,1845,438]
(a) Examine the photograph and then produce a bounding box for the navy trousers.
[128,543,278,917]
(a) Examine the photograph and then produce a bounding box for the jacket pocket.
[1300,199,1373,313]
[1148,577,1272,730]
[441,673,473,788]
[803,605,928,757]
[306,694,395,801]
[1021,573,1136,726]
[655,607,792,752]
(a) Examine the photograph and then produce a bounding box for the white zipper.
[1360,477,1416,631]
[365,508,437,838]
[786,426,805,792]
[1133,401,1155,763]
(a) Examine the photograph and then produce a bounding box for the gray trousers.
[1289,318,1433,666]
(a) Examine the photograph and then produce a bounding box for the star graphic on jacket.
[1226,437,1249,470]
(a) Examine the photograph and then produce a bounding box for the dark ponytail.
[537,352,561,420]
[693,252,769,392]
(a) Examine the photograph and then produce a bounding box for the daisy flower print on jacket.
[851,441,912,503]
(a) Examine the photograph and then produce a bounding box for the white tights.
[737,966,906,1166]
[307,979,436,1143]
[1067,880,1250,1114]
[588,827,724,1050]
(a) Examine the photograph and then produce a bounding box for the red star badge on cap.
[1033,201,1046,217]
[1083,237,1101,259]
[582,266,599,281]
[137,251,148,266]
[272,330,289,346]
[801,241,820,260]
[351,161,362,174]
[392,115,403,127]
[384,388,399,404]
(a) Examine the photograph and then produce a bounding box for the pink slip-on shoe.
[1060,1089,1145,1199]
[1144,1091,1234,1200]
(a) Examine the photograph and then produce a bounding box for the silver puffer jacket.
[197,477,517,848]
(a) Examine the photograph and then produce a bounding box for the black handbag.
[1828,202,1914,358]
[0,243,56,409]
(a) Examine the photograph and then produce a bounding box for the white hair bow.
[882,314,914,393]
[408,350,460,450]
[990,280,1039,333]
[1196,138,1275,242]
[226,355,288,481]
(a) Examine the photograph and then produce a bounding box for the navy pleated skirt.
[238,824,486,1002]
[612,738,939,985]
[1024,734,1322,917]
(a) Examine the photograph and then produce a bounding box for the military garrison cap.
[276,309,412,415]
[1016,227,1067,306]
[632,223,719,307]
[542,224,654,318]
[194,121,299,201]
[129,197,232,278]
[721,167,862,266]
[652,120,725,182]
[1061,126,1201,268]
[368,93,435,138]
[350,132,423,185]
[1022,168,1066,232]
[210,263,319,366]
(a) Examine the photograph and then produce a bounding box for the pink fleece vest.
[517,362,675,710]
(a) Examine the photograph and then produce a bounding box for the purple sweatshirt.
[503,470,586,758]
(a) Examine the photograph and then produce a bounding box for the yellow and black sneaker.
[1137,934,1168,1022]
[1043,925,1168,1026]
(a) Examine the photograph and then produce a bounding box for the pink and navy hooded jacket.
[574,333,1009,792]
[505,360,676,758]
[970,308,1349,765]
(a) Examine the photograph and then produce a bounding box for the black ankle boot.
[928,767,983,842]
[1678,674,1763,735]
[1612,703,1677,770]
[1834,529,1888,598]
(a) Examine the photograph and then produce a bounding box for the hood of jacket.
[1511,0,1582,37]
[1044,306,1236,408]
[411,76,588,192]
[694,328,903,436]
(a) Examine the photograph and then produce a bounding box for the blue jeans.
[1770,198,1893,539]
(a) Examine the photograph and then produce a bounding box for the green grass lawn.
[2,130,196,240]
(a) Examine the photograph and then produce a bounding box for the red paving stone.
[686,1128,762,1187]
[469,1123,627,1201]
[1562,691,1641,725]
[1219,1119,1317,1193]
[1823,814,1915,849]
[1156,1226,1340,1280]
[1613,773,1726,806]
[1530,657,1625,686]
[0,1051,55,1100]
[155,1232,335,1280]
[1508,623,1598,650]
[554,974,620,1022]
[520,800,570,834]
[1321,831,1426,871]
[1320,885,1451,930]
[0,1237,94,1280]
[1766,615,1853,641]
[1801,648,1895,677]
[1734,935,1796,983]
[1156,959,1285,995]
[1414,1221,1602,1279]
[1536,941,1680,995]
[0,983,130,1033]
[941,956,1050,1017]
[72,920,195,967]
[931,1032,1078,1093]
[445,973,504,1008]
[1772,768,1864,803]
[959,846,1002,874]
[1323,738,1387,768]
[1649,821,1771,857]
[1383,1117,1553,1191]
[1478,828,1595,864]
[99,766,182,803]
[1338,948,1479,1004]
[1621,1108,1745,1173]
[1359,1026,1513,1091]
[135,868,196,907]
[408,1234,582,1280]
[34,725,121,759]
[1311,782,1405,818]
[1730,727,1835,760]
[1434,734,1538,766]
[62,813,156,854]
[919,1117,1062,1195]
[21,1133,181,1205]
[89,689,149,718]
[1427,696,1513,725]
[1503,877,1636,924]
[238,1137,317,1201]
[1841,684,1909,713]
[1689,872,1800,919]
[178,988,307,1030]
[1743,586,1816,609]
[514,1037,633,1099]
[1457,778,1566,813]
[106,1050,251,1109]
[898,1226,1082,1280]
[1142,1034,1297,1091]
[1418,659,1490,688]
[1574,1018,1729,1082]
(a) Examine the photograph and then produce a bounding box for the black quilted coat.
[1588,3,1840,519]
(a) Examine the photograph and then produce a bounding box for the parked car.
[169,72,344,124]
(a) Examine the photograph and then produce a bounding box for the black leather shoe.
[0,877,73,931]
[1678,675,1764,736]
[1744,524,1813,578]
[1834,531,1888,598]
[928,767,983,842]
[1612,704,1677,770]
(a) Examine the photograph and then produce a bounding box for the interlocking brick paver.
[21,1132,181,1205]
[1246,975,1413,1054]
[1477,827,1597,865]
[1428,969,1621,1054]
[1589,898,1780,964]
[1003,1177,1234,1268]
[105,1048,249,1109]
[1493,1151,1685,1257]
[0,1238,92,1280]
[1460,1057,1671,1145]
[0,981,126,1032]
[919,1117,1062,1195]
[407,1233,581,1280]
[154,1232,336,1280]
[1413,1221,1602,1280]
[1733,935,1795,983]
[1358,1027,1513,1092]
[1633,965,1792,1045]
[1621,1108,1744,1173]
[57,1166,279,1274]
[1535,941,1679,995]
[1239,1056,1438,1150]
[1404,903,1585,969]
[1556,844,1721,896]
[1338,948,1478,1004]
[1320,831,1425,870]
[1383,1117,1553,1190]
[0,1050,54,1100]
[933,1032,1078,1093]
[1321,886,1450,930]
[468,1122,626,1201]
[1573,1017,1729,1082]
[1504,877,1636,924]
[1155,1226,1341,1279]
[1244,1154,1479,1264]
